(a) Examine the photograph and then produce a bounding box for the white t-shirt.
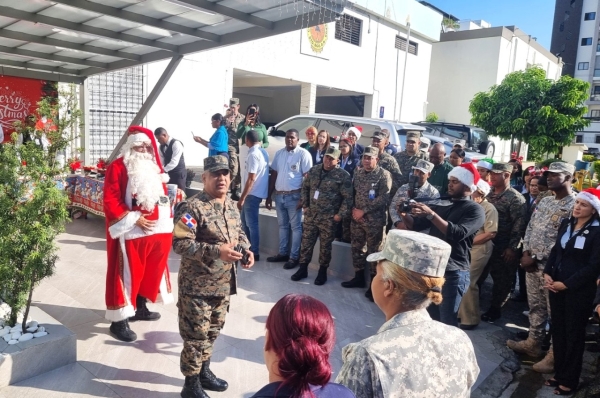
[271,146,313,192]
[243,144,269,199]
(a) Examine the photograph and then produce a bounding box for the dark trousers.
[428,269,470,327]
[479,247,519,309]
[550,288,595,390]
[168,169,186,190]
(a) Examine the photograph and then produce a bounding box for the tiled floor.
[0,215,504,397]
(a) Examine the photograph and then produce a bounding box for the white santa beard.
[124,152,164,212]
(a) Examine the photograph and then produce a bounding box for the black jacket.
[340,153,359,178]
[413,198,485,272]
[544,219,600,292]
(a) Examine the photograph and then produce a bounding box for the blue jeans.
[428,269,470,327]
[274,192,303,260]
[241,194,262,256]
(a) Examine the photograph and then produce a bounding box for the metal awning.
[0,0,346,84]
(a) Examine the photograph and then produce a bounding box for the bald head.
[430,143,446,166]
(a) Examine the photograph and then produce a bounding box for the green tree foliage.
[470,67,590,160]
[0,84,81,331]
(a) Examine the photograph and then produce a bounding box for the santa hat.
[477,160,493,171]
[346,127,362,140]
[475,179,490,196]
[577,188,600,214]
[126,126,170,183]
[448,163,480,192]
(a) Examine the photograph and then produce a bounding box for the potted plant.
[186,168,196,188]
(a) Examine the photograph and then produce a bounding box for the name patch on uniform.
[181,214,197,229]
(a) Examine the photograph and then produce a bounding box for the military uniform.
[226,103,245,191]
[394,150,428,187]
[351,149,392,276]
[172,156,250,377]
[480,164,526,314]
[299,161,352,267]
[389,181,439,225]
[336,230,480,398]
[377,151,402,197]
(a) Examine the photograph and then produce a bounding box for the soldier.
[172,155,254,398]
[381,128,398,155]
[479,163,526,323]
[427,143,454,196]
[291,147,353,285]
[341,146,392,301]
[371,130,402,195]
[389,159,440,229]
[394,131,428,187]
[225,98,245,200]
[507,162,576,374]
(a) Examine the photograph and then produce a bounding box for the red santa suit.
[103,126,174,322]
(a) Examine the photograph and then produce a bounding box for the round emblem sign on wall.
[307,24,328,54]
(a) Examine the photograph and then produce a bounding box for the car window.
[441,126,468,141]
[421,125,444,137]
[347,123,381,148]
[396,130,406,150]
[273,117,317,137]
[317,119,347,139]
[470,129,488,148]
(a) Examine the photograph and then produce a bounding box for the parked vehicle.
[422,134,486,163]
[412,121,498,159]
[266,114,425,162]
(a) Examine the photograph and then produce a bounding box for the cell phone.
[248,108,256,116]
[190,131,196,138]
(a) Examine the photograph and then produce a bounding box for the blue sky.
[424,0,555,49]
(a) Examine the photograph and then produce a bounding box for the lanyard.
[567,218,593,241]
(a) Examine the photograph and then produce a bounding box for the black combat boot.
[130,295,161,321]
[341,271,366,288]
[200,359,229,392]
[291,263,309,281]
[109,319,137,342]
[181,375,210,398]
[314,266,328,286]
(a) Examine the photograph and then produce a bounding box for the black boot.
[314,266,328,285]
[341,271,366,288]
[181,375,210,398]
[200,359,228,392]
[109,319,137,342]
[291,264,308,281]
[130,295,161,321]
[481,306,501,323]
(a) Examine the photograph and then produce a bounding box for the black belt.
[275,189,301,195]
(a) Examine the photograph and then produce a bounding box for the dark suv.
[412,122,496,158]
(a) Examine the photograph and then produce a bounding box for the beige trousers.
[458,241,493,326]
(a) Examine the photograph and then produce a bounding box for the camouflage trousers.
[178,294,229,376]
[480,247,519,309]
[526,264,550,342]
[228,145,239,190]
[351,219,385,275]
[299,216,337,266]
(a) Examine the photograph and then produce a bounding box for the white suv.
[266,113,424,161]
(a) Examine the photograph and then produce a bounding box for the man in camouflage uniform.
[394,131,428,187]
[479,163,526,323]
[173,155,254,398]
[225,98,245,200]
[291,147,353,286]
[341,146,392,301]
[389,159,440,229]
[371,130,402,196]
[507,162,576,373]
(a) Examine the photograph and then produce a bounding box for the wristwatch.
[426,212,434,220]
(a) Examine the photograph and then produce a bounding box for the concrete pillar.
[79,79,90,165]
[300,83,317,114]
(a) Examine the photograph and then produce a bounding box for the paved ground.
[1,215,508,398]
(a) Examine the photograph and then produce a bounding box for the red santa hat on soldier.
[448,163,480,192]
[121,126,170,181]
[577,188,600,214]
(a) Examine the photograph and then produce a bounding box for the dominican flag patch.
[181,214,197,229]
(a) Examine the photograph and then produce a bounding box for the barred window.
[395,36,418,55]
[335,15,362,46]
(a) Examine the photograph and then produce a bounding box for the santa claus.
[103,125,174,342]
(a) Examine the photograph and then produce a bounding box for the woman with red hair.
[251,294,355,398]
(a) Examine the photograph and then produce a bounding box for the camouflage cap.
[412,159,434,174]
[366,230,451,277]
[229,97,239,106]
[204,155,230,173]
[453,139,466,148]
[543,161,575,176]
[372,131,386,140]
[362,146,379,158]
[490,162,512,173]
[325,147,341,160]
[406,131,421,141]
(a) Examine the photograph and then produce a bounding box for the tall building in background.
[87,66,144,162]
[552,0,600,148]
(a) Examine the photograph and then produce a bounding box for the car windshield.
[273,117,317,138]
[469,129,488,148]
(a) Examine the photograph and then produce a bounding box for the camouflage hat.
[366,230,451,277]
[229,98,239,106]
[371,131,386,140]
[204,155,230,173]
[543,162,575,176]
[490,163,512,173]
[406,131,421,141]
[325,147,341,160]
[362,146,379,158]
[412,159,434,174]
[453,139,466,148]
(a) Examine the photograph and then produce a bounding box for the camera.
[234,244,250,265]
[400,199,416,213]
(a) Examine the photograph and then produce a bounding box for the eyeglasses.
[133,145,153,152]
